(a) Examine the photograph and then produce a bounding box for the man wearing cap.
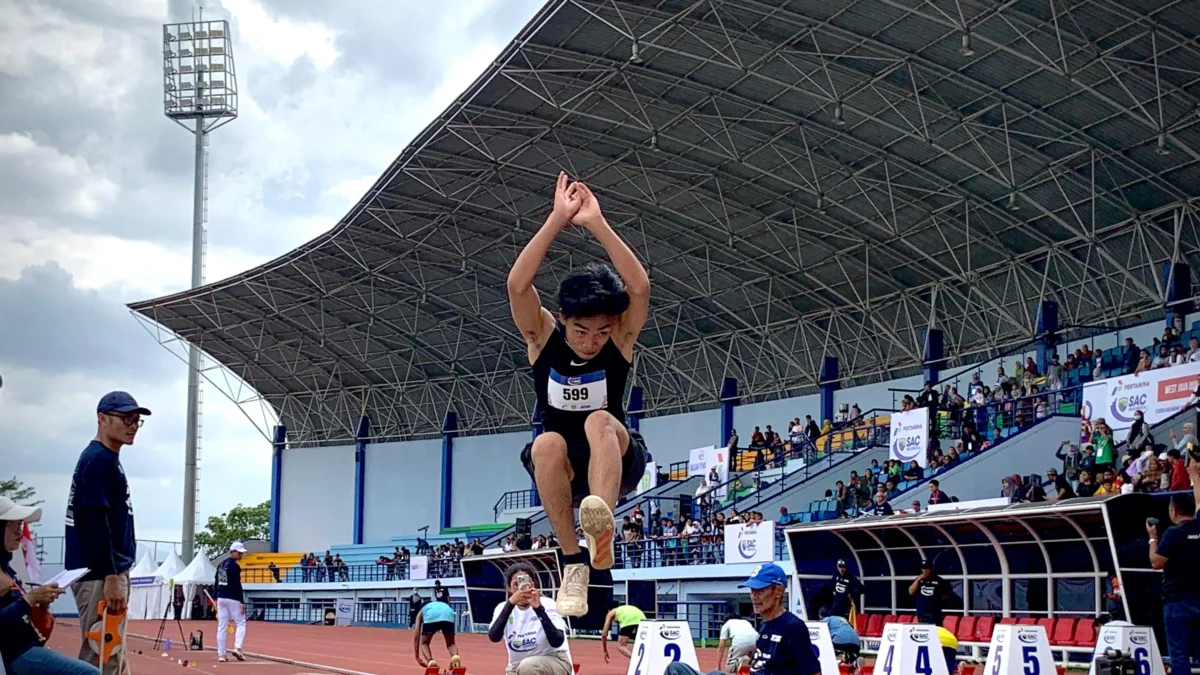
[65,391,151,675]
[817,559,863,620]
[909,560,954,628]
[666,563,820,675]
[215,542,248,662]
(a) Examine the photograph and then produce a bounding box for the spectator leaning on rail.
[65,391,150,675]
[1,497,101,675]
[1147,458,1200,675]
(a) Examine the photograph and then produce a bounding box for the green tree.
[195,501,270,558]
[0,477,40,506]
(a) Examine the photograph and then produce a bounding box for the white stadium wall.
[363,439,443,543]
[278,444,355,553]
[835,374,923,417]
[639,408,721,466]
[451,431,532,526]
[734,393,818,438]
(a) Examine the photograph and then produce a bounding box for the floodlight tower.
[162,16,238,562]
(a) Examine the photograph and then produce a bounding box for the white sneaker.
[556,563,590,617]
[232,649,245,662]
[579,495,615,571]
[218,656,228,663]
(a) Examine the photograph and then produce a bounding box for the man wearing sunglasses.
[65,391,150,675]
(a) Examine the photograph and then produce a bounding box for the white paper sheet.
[43,567,89,588]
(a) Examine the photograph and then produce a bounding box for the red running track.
[47,620,728,675]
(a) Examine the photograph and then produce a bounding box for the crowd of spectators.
[611,505,771,567]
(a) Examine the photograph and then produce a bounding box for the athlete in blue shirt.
[414,599,460,668]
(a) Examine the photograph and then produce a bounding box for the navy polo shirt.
[65,441,136,581]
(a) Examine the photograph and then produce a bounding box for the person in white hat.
[214,542,248,662]
[1,496,100,674]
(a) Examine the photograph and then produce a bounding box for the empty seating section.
[240,552,303,582]
[856,613,1097,649]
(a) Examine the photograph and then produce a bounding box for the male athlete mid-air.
[507,172,651,617]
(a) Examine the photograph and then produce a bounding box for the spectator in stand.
[1000,475,1020,503]
[1024,474,1047,502]
[927,480,952,505]
[1134,349,1153,374]
[1147,460,1200,675]
[1167,450,1190,492]
[804,416,820,443]
[817,560,863,620]
[750,427,764,448]
[1126,412,1152,450]
[1123,338,1140,372]
[910,500,922,513]
[1091,419,1116,473]
[1188,337,1200,362]
[864,492,893,516]
[1076,470,1098,498]
[1171,424,1198,455]
[1094,472,1117,496]
[1046,469,1076,501]
[1152,345,1172,369]
[1170,345,1187,367]
[902,461,924,482]
[1045,354,1063,391]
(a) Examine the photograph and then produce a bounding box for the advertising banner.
[1081,362,1200,436]
[334,597,354,626]
[889,407,930,468]
[687,445,713,477]
[409,555,429,581]
[724,520,775,565]
[706,450,729,501]
[637,462,658,495]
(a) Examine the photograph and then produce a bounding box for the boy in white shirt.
[715,614,758,673]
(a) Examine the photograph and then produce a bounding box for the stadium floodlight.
[162,16,238,562]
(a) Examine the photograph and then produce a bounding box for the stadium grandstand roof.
[131,0,1200,446]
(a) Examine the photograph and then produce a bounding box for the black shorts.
[521,427,649,506]
[422,620,455,637]
[618,624,639,639]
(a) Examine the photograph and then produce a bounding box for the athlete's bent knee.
[583,410,618,438]
[530,432,568,467]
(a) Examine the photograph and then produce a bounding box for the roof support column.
[720,377,739,448]
[352,415,370,545]
[530,405,543,508]
[1035,300,1059,376]
[268,424,285,553]
[440,412,457,531]
[819,357,838,425]
[628,386,643,433]
[1163,262,1192,333]
[922,329,945,385]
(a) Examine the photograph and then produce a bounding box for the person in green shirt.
[601,603,647,662]
[1092,418,1116,471]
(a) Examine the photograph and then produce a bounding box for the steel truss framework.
[131,0,1200,446]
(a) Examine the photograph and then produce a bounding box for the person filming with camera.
[488,563,572,675]
[1147,454,1200,674]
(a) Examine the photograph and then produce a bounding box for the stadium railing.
[35,537,179,566]
[245,598,474,633]
[493,489,539,521]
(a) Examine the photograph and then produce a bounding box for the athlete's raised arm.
[507,172,582,359]
[571,182,650,360]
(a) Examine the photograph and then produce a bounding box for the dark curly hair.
[503,562,540,589]
[557,263,630,319]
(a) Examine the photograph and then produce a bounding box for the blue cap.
[738,563,787,589]
[97,391,151,416]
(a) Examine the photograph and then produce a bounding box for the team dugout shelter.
[786,492,1175,662]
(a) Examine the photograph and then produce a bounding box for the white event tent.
[126,553,161,620]
[170,553,216,608]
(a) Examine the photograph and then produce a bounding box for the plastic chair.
[974,616,995,641]
[1051,618,1077,646]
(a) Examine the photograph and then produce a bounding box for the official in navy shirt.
[64,391,150,675]
[215,542,248,662]
[909,559,955,628]
[665,563,820,675]
[1148,464,1200,675]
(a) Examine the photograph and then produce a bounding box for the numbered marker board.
[804,621,843,675]
[1086,624,1166,675]
[983,625,1055,675]
[876,624,950,675]
[626,621,700,675]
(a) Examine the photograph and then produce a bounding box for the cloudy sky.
[0,0,543,545]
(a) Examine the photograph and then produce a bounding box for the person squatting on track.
[666,564,820,675]
[1,497,101,675]
[600,603,645,662]
[507,172,651,617]
[488,563,572,675]
[214,541,248,662]
[413,598,460,669]
[713,614,758,674]
[66,391,151,675]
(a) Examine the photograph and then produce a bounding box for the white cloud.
[0,133,119,218]
[220,0,340,70]
[324,174,377,201]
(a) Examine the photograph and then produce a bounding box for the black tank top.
[533,324,629,445]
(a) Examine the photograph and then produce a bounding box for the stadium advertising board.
[723,520,774,565]
[889,407,930,468]
[687,445,728,500]
[1082,362,1200,435]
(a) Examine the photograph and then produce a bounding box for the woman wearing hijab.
[1,497,100,675]
[1126,412,1151,451]
[1000,477,1020,503]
